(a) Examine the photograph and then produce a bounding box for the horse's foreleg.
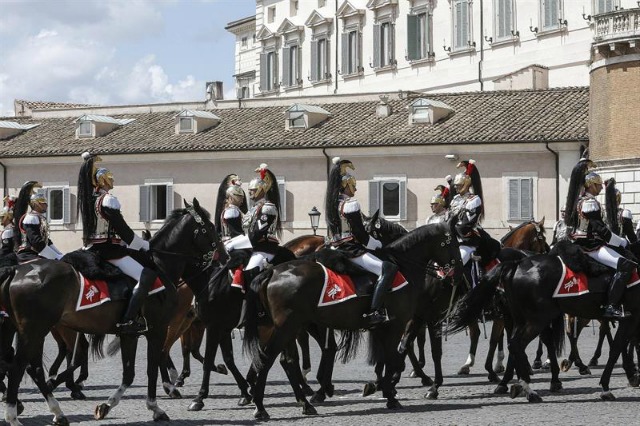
[308,326,337,404]
[280,342,316,415]
[599,319,638,400]
[539,326,562,392]
[459,322,480,374]
[219,332,252,405]
[533,338,545,369]
[423,323,442,399]
[485,320,504,383]
[507,327,543,403]
[252,328,289,420]
[589,320,610,366]
[145,331,170,422]
[188,325,219,411]
[95,336,137,420]
[4,337,28,426]
[296,330,312,380]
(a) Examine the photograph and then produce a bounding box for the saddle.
[312,248,376,294]
[61,250,135,301]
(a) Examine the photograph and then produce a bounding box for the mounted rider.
[13,181,64,262]
[565,159,632,319]
[1,196,16,257]
[604,178,637,244]
[551,206,570,247]
[426,184,450,225]
[242,163,282,284]
[326,157,398,328]
[78,152,157,334]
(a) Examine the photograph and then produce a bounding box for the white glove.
[39,245,63,260]
[445,175,453,183]
[129,234,150,251]
[608,232,628,248]
[365,236,382,250]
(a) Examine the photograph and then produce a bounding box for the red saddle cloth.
[317,263,408,307]
[76,273,165,311]
[553,258,640,298]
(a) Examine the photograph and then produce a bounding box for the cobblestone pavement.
[2,321,638,425]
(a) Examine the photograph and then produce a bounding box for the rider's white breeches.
[586,245,623,270]
[224,234,252,251]
[460,245,474,266]
[246,251,275,271]
[349,252,384,276]
[108,256,144,282]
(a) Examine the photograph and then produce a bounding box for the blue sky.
[0,0,256,116]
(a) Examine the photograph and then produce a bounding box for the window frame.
[341,27,362,76]
[373,19,396,69]
[78,121,93,138]
[593,0,619,15]
[539,0,563,33]
[43,184,71,225]
[267,6,276,23]
[282,42,302,88]
[140,179,174,223]
[494,0,515,42]
[310,35,331,83]
[179,117,194,133]
[368,175,407,222]
[260,49,279,93]
[407,8,433,62]
[452,0,473,52]
[504,173,537,222]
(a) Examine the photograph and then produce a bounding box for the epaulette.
[22,213,41,225]
[465,195,482,210]
[1,228,14,239]
[581,198,600,213]
[102,193,121,210]
[342,198,361,214]
[223,205,241,219]
[261,202,277,215]
[621,209,632,219]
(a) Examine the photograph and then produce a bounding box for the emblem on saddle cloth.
[553,257,640,299]
[317,263,408,307]
[76,273,165,311]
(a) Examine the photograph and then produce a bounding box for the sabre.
[444,283,457,342]
[481,310,487,339]
[70,332,81,368]
[573,316,578,339]
[592,318,596,335]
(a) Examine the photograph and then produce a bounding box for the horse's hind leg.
[280,341,316,415]
[423,323,443,399]
[539,326,562,392]
[589,320,610,366]
[459,321,479,374]
[189,325,220,411]
[252,329,289,420]
[95,336,138,420]
[308,325,337,403]
[218,332,252,406]
[485,320,504,383]
[508,326,543,403]
[297,329,312,381]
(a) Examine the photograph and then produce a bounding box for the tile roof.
[0,87,589,158]
[14,99,94,110]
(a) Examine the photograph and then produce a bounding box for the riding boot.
[364,261,398,328]
[237,267,261,329]
[603,258,633,319]
[116,268,157,334]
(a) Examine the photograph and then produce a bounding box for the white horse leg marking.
[521,380,538,398]
[5,403,22,426]
[495,350,505,369]
[147,398,167,420]
[464,354,475,367]
[46,395,65,422]
[106,384,129,408]
[168,367,178,384]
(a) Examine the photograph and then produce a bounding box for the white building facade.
[227,0,632,98]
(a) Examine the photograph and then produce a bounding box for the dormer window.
[74,114,135,139]
[174,110,220,135]
[285,104,331,130]
[408,98,455,125]
[0,121,40,140]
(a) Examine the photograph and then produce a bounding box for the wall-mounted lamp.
[558,18,568,27]
[467,40,476,48]
[529,25,538,34]
[443,44,451,53]
[484,35,493,43]
[511,29,520,38]
[445,154,459,161]
[582,13,592,22]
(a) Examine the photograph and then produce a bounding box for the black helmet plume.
[78,152,99,245]
[457,160,484,222]
[604,178,619,233]
[261,168,283,238]
[13,181,39,247]
[325,157,354,237]
[214,174,248,234]
[564,158,595,228]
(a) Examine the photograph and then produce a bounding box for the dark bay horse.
[448,247,640,402]
[243,223,463,419]
[0,199,222,425]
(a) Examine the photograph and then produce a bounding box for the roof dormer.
[284,104,331,130]
[407,98,455,125]
[74,114,135,139]
[0,121,40,140]
[175,110,221,135]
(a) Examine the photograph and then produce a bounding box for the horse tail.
[367,330,384,365]
[242,268,274,369]
[447,261,518,335]
[337,330,362,364]
[550,314,565,357]
[88,334,106,360]
[0,266,17,318]
[106,336,121,357]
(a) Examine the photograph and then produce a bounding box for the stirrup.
[116,317,148,335]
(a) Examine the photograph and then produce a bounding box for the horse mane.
[500,221,531,245]
[386,222,446,253]
[152,205,211,242]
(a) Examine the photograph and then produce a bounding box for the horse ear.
[183,199,191,208]
[540,216,545,226]
[371,209,380,222]
[192,198,200,210]
[509,225,513,231]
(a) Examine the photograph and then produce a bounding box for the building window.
[140,181,174,222]
[260,50,278,92]
[241,36,248,48]
[282,44,301,87]
[373,22,395,68]
[508,177,534,220]
[179,117,193,133]
[407,12,433,61]
[44,186,71,225]
[341,29,361,75]
[540,0,561,31]
[311,37,330,82]
[495,0,514,41]
[453,0,472,51]
[268,6,276,23]
[78,121,92,137]
[369,176,407,221]
[594,0,618,14]
[290,0,298,16]
[236,86,250,99]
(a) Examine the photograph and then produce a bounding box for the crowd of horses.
[0,201,638,425]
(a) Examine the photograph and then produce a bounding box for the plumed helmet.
[431,184,450,207]
[0,196,16,220]
[454,159,484,221]
[13,181,42,246]
[604,177,619,232]
[249,163,273,200]
[564,157,597,227]
[215,173,248,232]
[326,157,358,236]
[584,171,602,188]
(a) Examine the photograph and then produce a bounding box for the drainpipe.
[334,0,339,94]
[479,0,484,91]
[545,143,559,222]
[0,160,6,198]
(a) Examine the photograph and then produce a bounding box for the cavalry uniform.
[449,192,482,265]
[426,209,448,225]
[244,199,279,270]
[551,219,569,246]
[330,194,374,257]
[572,192,627,252]
[17,211,62,261]
[617,207,637,244]
[1,223,14,257]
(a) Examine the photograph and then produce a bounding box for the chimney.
[376,95,392,118]
[206,81,224,101]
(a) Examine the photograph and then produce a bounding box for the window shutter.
[310,40,318,81]
[324,39,331,78]
[295,45,301,83]
[373,24,381,68]
[425,13,432,54]
[389,23,395,64]
[282,46,291,86]
[165,184,174,216]
[407,15,419,60]
[505,0,512,37]
[272,51,279,88]
[236,87,244,99]
[497,0,505,38]
[356,31,362,71]
[259,52,268,91]
[341,32,349,74]
[508,179,519,220]
[63,187,71,224]
[462,1,469,46]
[454,2,462,48]
[399,180,407,220]
[139,185,150,222]
[369,180,380,216]
[278,179,287,222]
[520,179,533,220]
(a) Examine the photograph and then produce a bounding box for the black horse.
[0,199,222,425]
[448,245,640,402]
[242,222,463,419]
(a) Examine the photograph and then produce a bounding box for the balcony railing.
[593,8,640,44]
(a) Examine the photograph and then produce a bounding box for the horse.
[242,222,463,419]
[447,242,640,402]
[0,199,223,425]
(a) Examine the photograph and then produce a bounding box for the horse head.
[364,209,408,246]
[501,218,549,254]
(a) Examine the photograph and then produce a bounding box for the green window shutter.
[508,179,519,220]
[373,24,381,68]
[310,40,318,81]
[282,46,291,86]
[278,178,286,222]
[165,184,174,217]
[520,179,533,220]
[139,185,150,222]
[341,32,349,74]
[425,13,432,54]
[399,180,407,220]
[369,180,380,217]
[63,187,71,224]
[259,52,268,90]
[407,15,419,60]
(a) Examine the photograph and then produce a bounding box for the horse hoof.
[457,366,470,375]
[579,366,591,376]
[494,365,505,374]
[175,379,185,387]
[310,392,325,404]
[53,416,69,426]
[488,373,500,383]
[76,381,85,390]
[494,384,508,394]
[424,390,438,400]
[254,409,270,420]
[542,361,551,370]
[169,389,182,399]
[325,384,334,398]
[550,382,563,392]
[17,400,24,416]
[386,398,403,410]
[238,394,253,406]
[509,384,523,399]
[70,390,86,400]
[532,360,542,369]
[362,382,377,397]
[560,359,571,372]
[629,375,639,388]
[302,403,317,415]
[188,401,204,411]
[421,376,434,387]
[216,364,228,375]
[527,392,543,403]
[94,403,110,420]
[600,391,616,401]
[588,358,598,367]
[303,385,314,397]
[153,411,170,422]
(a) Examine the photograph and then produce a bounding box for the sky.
[0,0,257,117]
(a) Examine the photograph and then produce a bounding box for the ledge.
[374,64,397,74]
